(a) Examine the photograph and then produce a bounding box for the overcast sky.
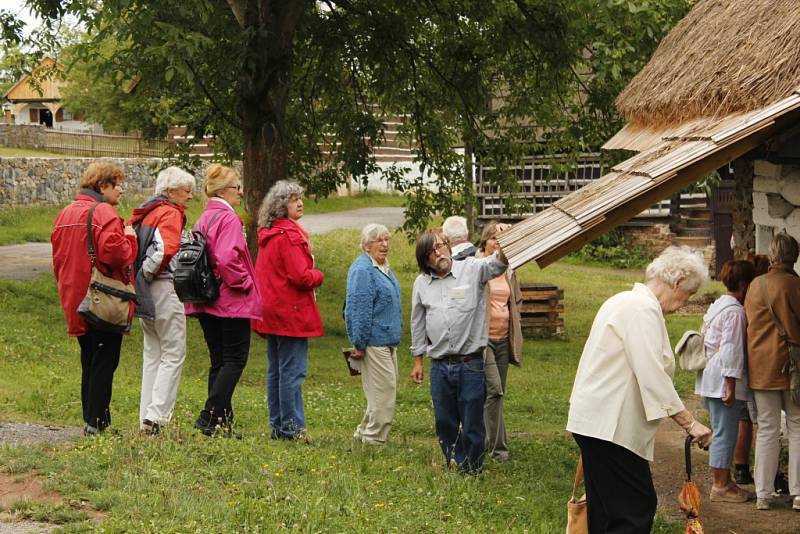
[3,0,40,36]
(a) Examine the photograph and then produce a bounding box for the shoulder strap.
[85,203,99,267]
[700,301,740,335]
[195,209,225,236]
[760,276,789,340]
[571,455,584,500]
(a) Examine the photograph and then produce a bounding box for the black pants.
[197,314,250,421]
[77,329,123,430]
[573,433,657,534]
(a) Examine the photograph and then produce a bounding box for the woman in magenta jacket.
[252,180,323,440]
[185,164,261,437]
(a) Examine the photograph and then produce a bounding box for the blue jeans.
[430,357,486,473]
[706,397,743,470]
[266,335,308,438]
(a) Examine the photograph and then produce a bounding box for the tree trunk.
[731,157,755,259]
[229,0,305,255]
[463,142,475,237]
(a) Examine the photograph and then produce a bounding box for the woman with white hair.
[252,180,324,441]
[129,166,195,434]
[744,231,800,511]
[345,223,402,445]
[567,246,712,532]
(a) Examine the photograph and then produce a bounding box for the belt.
[441,350,483,364]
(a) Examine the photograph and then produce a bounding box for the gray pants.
[484,338,510,460]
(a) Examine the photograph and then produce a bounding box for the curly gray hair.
[155,166,196,196]
[645,246,708,293]
[258,180,304,228]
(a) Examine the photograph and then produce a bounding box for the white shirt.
[694,295,751,400]
[567,283,685,461]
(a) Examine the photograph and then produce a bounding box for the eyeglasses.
[432,241,449,253]
[226,184,242,192]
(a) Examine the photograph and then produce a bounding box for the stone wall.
[751,160,800,257]
[622,223,674,254]
[0,124,46,150]
[0,157,243,206]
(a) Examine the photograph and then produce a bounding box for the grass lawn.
[0,191,405,246]
[0,226,718,532]
[0,147,64,157]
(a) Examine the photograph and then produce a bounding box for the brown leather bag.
[566,456,588,534]
[77,203,136,333]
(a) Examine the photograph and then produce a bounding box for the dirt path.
[652,397,800,533]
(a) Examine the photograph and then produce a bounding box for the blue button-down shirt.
[410,253,507,358]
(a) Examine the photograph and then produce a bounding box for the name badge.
[448,286,468,299]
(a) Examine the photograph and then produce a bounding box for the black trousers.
[197,314,250,421]
[77,329,123,429]
[573,433,657,534]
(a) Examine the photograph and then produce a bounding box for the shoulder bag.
[566,455,587,534]
[759,277,800,406]
[77,203,137,333]
[676,302,740,371]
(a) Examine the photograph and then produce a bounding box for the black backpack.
[173,211,223,304]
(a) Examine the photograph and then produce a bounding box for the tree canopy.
[2,0,695,239]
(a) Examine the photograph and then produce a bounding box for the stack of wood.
[519,282,564,337]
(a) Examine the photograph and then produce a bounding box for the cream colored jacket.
[566,283,685,460]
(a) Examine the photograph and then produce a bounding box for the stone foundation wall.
[0,157,243,206]
[621,224,674,254]
[0,124,46,149]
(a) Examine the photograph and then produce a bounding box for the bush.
[567,228,651,269]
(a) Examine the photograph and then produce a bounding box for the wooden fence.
[43,130,169,158]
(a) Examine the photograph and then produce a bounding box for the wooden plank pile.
[519,282,564,337]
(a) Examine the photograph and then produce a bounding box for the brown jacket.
[485,269,524,366]
[744,265,800,390]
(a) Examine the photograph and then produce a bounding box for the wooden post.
[464,141,475,235]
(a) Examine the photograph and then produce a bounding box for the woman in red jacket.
[51,161,138,436]
[252,180,323,440]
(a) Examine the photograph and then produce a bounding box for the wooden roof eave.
[533,114,794,268]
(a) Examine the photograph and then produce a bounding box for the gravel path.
[0,520,59,534]
[0,422,83,447]
[0,207,406,280]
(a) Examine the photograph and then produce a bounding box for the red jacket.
[51,190,138,336]
[251,218,324,337]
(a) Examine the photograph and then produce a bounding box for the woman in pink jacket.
[252,180,323,440]
[185,164,261,437]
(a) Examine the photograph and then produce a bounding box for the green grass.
[0,228,702,532]
[0,191,405,246]
[0,147,64,157]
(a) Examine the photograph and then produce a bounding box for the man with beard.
[410,228,508,473]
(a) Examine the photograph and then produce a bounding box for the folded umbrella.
[678,435,704,534]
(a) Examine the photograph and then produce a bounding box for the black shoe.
[734,464,754,485]
[775,472,790,495]
[194,410,219,436]
[83,424,101,437]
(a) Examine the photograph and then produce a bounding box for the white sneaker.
[756,498,771,510]
[793,496,800,511]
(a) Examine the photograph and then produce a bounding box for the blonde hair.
[769,231,799,266]
[80,161,124,192]
[203,164,239,198]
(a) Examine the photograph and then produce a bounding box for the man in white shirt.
[442,216,476,260]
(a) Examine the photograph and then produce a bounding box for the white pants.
[354,346,397,445]
[753,389,800,499]
[139,279,187,427]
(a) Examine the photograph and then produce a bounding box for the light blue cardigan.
[345,253,402,350]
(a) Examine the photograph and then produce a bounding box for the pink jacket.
[185,199,261,320]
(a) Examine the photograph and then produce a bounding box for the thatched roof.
[616,0,800,128]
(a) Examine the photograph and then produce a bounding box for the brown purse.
[566,455,588,534]
[77,203,136,333]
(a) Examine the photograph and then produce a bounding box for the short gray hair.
[155,166,195,196]
[360,223,390,250]
[442,216,468,241]
[645,246,708,293]
[769,231,799,266]
[258,180,304,228]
